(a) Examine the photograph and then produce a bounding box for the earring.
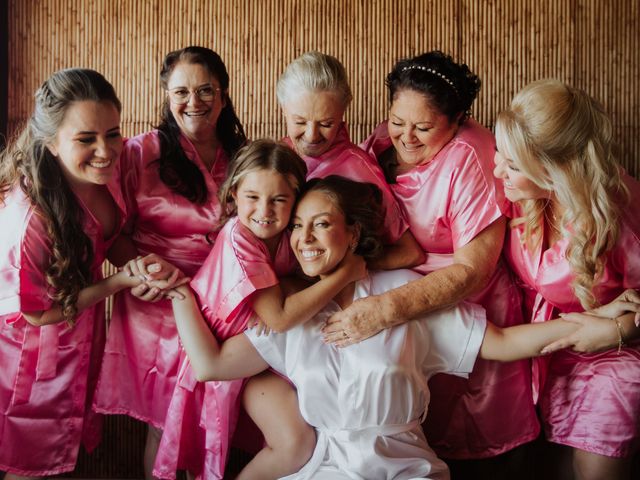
[350,241,357,252]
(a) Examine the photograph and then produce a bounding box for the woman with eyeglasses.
[93,46,246,478]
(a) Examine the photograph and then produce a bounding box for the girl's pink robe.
[0,181,126,476]
[283,123,408,243]
[360,120,539,459]
[504,173,640,458]
[153,217,297,479]
[94,131,227,427]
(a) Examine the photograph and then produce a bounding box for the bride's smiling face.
[290,190,356,279]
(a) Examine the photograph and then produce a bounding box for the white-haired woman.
[276,51,424,270]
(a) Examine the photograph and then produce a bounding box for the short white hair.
[276,51,353,108]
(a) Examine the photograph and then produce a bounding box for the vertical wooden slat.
[6,0,640,174]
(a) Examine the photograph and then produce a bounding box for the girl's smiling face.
[233,168,298,248]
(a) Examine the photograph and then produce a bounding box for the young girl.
[151,139,365,480]
[166,175,605,480]
[0,69,152,478]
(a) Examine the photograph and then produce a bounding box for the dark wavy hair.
[386,50,481,125]
[299,176,385,259]
[0,68,121,323]
[217,138,308,227]
[157,46,247,204]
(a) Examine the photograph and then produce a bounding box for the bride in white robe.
[163,176,581,480]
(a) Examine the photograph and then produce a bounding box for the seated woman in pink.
[276,51,424,270]
[152,140,364,480]
[93,46,246,477]
[326,51,538,477]
[0,69,152,478]
[494,79,640,480]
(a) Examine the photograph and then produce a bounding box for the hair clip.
[402,65,458,94]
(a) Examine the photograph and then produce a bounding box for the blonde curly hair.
[495,79,628,309]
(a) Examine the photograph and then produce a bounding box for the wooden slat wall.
[6,0,640,178]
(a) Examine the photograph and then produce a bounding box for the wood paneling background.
[6,0,640,177]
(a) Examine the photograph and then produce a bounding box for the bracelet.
[613,317,626,354]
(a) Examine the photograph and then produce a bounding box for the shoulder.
[360,121,391,159]
[444,120,496,169]
[122,130,161,167]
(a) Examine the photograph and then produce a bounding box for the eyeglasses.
[167,84,221,104]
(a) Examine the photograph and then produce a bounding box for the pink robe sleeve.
[190,219,279,327]
[0,197,54,319]
[446,143,503,249]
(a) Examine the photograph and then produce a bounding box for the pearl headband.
[402,65,458,94]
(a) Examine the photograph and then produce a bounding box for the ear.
[351,223,361,244]
[45,142,59,157]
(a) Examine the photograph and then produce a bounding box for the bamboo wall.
[6,0,640,178]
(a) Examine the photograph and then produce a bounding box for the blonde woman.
[494,79,640,480]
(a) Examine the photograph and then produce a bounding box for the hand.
[247,313,272,336]
[124,254,184,285]
[590,289,640,327]
[322,295,386,347]
[540,312,619,354]
[129,273,191,303]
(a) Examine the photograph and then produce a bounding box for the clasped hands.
[541,289,640,354]
[123,254,189,302]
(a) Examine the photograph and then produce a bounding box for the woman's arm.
[323,217,506,346]
[23,270,140,327]
[252,250,366,333]
[367,229,426,270]
[480,320,579,361]
[171,286,269,382]
[539,289,640,353]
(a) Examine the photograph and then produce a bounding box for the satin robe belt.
[531,293,556,404]
[12,323,59,405]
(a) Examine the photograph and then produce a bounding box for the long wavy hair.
[495,79,629,308]
[157,46,247,204]
[0,68,122,323]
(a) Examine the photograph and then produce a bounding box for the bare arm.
[367,229,426,271]
[481,320,580,361]
[23,270,140,327]
[171,286,269,382]
[539,289,640,353]
[323,217,506,346]
[252,250,366,333]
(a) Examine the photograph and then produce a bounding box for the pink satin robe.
[282,124,408,243]
[504,174,640,458]
[94,131,227,427]
[360,120,539,459]
[0,182,126,476]
[153,217,297,479]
